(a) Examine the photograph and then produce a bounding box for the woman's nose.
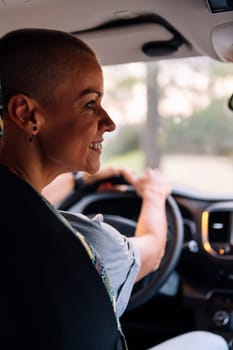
[100,109,116,132]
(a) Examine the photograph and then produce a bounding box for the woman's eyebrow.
[80,88,102,98]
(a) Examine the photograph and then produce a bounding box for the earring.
[28,125,38,143]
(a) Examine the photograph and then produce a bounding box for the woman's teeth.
[89,142,102,150]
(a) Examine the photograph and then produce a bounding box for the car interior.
[0,0,233,349]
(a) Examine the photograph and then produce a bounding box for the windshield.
[101,56,233,195]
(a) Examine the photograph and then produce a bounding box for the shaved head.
[0,28,96,114]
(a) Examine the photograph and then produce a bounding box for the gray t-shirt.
[60,211,141,318]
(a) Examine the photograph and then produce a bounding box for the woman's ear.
[7,94,38,134]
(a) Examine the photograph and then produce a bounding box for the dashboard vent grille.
[208,211,230,244]
[202,202,233,260]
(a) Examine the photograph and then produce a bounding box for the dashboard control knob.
[213,310,230,327]
[188,240,199,253]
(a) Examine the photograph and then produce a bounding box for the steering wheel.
[58,175,184,310]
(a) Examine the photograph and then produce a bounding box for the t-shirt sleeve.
[60,211,141,318]
[91,213,141,318]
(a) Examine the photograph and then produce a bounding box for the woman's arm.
[121,168,171,281]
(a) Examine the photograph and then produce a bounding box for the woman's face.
[37,52,115,175]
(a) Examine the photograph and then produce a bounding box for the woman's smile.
[89,141,103,151]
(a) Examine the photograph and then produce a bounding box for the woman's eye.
[85,100,96,109]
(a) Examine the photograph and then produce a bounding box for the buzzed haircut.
[0,28,96,114]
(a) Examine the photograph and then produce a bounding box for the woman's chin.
[85,164,101,176]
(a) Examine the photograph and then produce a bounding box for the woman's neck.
[0,137,68,193]
[0,159,36,188]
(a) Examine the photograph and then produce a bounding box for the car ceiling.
[0,0,232,65]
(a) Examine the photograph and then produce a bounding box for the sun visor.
[211,22,233,62]
[73,15,194,65]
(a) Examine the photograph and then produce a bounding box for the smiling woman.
[0,28,124,349]
[0,27,229,350]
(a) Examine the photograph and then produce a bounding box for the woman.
[0,28,227,350]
